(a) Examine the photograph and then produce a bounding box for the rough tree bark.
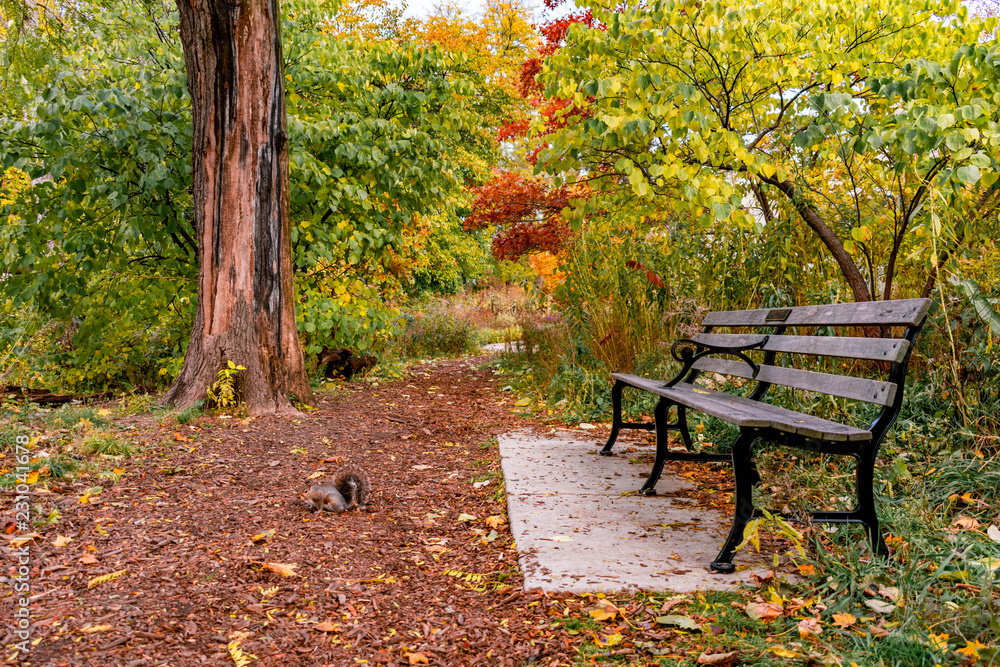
[164,0,313,414]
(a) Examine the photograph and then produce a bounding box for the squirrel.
[304,466,370,512]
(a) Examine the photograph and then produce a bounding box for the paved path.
[499,429,766,593]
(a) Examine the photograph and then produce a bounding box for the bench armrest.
[663,337,768,388]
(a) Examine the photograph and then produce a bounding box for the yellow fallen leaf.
[78,625,114,633]
[769,646,803,658]
[832,612,856,629]
[405,652,429,665]
[25,470,38,485]
[307,471,323,479]
[588,600,618,621]
[514,398,532,407]
[957,639,986,659]
[928,632,949,652]
[264,562,298,578]
[457,513,477,522]
[548,535,573,543]
[88,569,127,588]
[53,535,73,547]
[79,493,91,504]
[250,529,275,543]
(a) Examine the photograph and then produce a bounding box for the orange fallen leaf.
[313,622,339,632]
[52,535,73,547]
[80,554,99,565]
[832,612,856,629]
[405,652,429,665]
[796,563,815,576]
[173,432,190,442]
[264,562,298,578]
[953,516,980,530]
[745,602,783,622]
[797,616,822,640]
[484,515,505,529]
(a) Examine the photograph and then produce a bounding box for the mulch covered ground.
[3,356,750,666]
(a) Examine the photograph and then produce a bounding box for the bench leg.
[600,381,626,456]
[857,450,890,560]
[711,430,760,573]
[640,397,673,496]
[677,406,693,452]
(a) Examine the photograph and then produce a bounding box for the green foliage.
[537,0,998,302]
[175,401,203,425]
[398,311,479,358]
[46,405,108,429]
[116,393,157,417]
[80,434,137,457]
[206,362,244,411]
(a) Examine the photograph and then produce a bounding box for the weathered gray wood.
[691,333,909,363]
[611,374,871,442]
[701,298,931,328]
[691,357,897,406]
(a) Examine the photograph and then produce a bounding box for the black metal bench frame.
[601,298,932,573]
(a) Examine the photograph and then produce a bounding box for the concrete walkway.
[499,429,766,593]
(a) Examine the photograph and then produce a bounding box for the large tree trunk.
[165,0,313,415]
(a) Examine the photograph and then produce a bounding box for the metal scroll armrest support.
[662,337,769,388]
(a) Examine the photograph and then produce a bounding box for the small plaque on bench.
[765,308,792,322]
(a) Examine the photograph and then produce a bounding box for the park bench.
[602,298,932,573]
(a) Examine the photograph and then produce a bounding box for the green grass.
[46,405,109,429]
[81,433,138,457]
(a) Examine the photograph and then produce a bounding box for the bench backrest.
[687,299,932,426]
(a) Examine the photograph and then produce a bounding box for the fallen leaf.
[548,534,572,542]
[593,632,623,647]
[957,639,987,659]
[697,650,740,665]
[832,612,857,629]
[52,535,73,547]
[745,602,783,622]
[928,632,949,653]
[313,622,339,633]
[864,599,895,614]
[80,554,98,565]
[250,530,275,543]
[264,562,298,578]
[796,563,815,576]
[484,515,505,529]
[655,615,700,631]
[988,525,1000,543]
[405,652,429,665]
[578,422,597,429]
[457,513,477,522]
[877,585,900,602]
[78,493,91,504]
[307,471,323,480]
[514,398,532,407]
[8,532,41,546]
[25,471,38,485]
[797,617,823,640]
[769,646,803,658]
[588,601,618,621]
[78,625,114,633]
[952,515,980,530]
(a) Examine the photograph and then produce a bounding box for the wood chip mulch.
[1,356,756,666]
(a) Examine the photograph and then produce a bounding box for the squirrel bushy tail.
[334,465,370,509]
[304,465,370,512]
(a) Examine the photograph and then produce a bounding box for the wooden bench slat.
[691,357,897,406]
[701,297,931,328]
[611,374,871,442]
[691,333,909,363]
